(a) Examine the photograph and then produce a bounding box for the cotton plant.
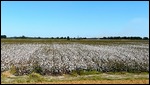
[1,43,149,75]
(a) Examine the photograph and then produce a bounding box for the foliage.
[1,35,7,38]
[67,36,70,40]
[27,72,45,83]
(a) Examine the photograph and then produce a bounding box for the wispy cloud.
[120,17,149,37]
[130,18,148,25]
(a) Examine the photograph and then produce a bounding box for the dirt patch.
[1,71,15,78]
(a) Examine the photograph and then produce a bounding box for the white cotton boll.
[1,42,149,75]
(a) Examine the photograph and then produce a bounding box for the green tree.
[67,36,70,40]
[1,35,7,38]
[143,37,149,40]
[60,37,64,39]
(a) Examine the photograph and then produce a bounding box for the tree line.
[100,36,149,40]
[1,35,149,40]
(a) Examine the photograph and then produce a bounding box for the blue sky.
[1,1,149,38]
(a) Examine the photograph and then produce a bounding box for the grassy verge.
[1,71,149,84]
[1,39,149,45]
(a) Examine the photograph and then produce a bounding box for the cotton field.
[1,42,149,75]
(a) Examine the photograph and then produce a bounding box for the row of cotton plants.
[1,43,149,75]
